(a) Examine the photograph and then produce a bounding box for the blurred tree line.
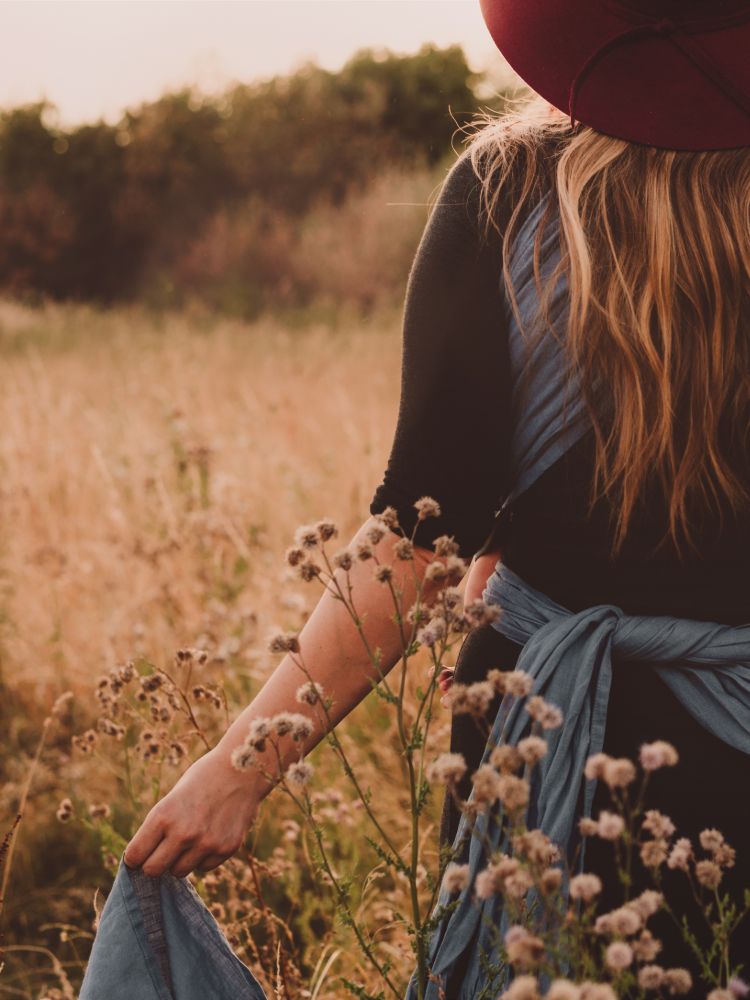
[0,44,509,318]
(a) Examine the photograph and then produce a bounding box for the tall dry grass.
[0,298,453,997]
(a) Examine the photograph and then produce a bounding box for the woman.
[124,0,750,989]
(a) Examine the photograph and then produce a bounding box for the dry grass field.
[0,298,453,998]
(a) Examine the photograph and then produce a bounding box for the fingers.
[138,835,189,878]
[123,811,165,869]
[170,848,229,879]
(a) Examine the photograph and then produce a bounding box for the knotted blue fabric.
[407,566,750,999]
[405,190,750,997]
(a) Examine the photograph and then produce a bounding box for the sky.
[1,0,514,129]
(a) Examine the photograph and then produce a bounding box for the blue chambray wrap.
[405,192,750,998]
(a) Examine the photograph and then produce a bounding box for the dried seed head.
[268,632,300,654]
[374,564,393,583]
[296,681,324,706]
[414,496,441,520]
[294,524,320,550]
[286,760,314,787]
[286,546,306,567]
[314,519,338,542]
[332,548,353,571]
[394,538,414,561]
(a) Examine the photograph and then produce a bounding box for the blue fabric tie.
[408,564,750,999]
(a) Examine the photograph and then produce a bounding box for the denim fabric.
[79,851,266,999]
[409,565,750,998]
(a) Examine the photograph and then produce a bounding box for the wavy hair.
[462,94,750,555]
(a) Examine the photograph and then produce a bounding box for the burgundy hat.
[478,0,750,150]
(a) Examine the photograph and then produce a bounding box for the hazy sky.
[2,1,511,128]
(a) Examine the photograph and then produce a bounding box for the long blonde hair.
[462,95,750,556]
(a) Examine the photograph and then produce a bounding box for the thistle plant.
[63,498,750,999]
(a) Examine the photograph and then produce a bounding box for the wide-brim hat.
[479,0,750,150]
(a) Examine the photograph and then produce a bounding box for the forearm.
[213,515,439,798]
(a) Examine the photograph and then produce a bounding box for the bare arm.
[124,515,441,877]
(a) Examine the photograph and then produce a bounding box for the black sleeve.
[369,149,514,559]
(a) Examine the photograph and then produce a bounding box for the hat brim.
[479,0,750,150]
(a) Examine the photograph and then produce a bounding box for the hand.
[123,745,261,878]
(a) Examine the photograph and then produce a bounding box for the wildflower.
[247,717,272,751]
[663,969,692,995]
[427,752,467,785]
[282,819,301,842]
[394,537,414,560]
[605,940,634,970]
[602,757,637,788]
[504,868,534,899]
[464,598,501,626]
[378,506,400,530]
[354,540,373,561]
[497,774,530,813]
[595,906,642,936]
[97,717,125,740]
[471,764,503,807]
[490,744,522,773]
[433,534,459,557]
[579,984,617,1000]
[296,682,324,706]
[88,803,111,820]
[417,617,447,648]
[525,695,563,729]
[294,524,320,550]
[166,741,187,766]
[464,680,495,716]
[666,837,692,871]
[297,560,321,582]
[504,925,545,968]
[230,744,257,771]
[695,859,722,889]
[517,736,547,765]
[547,981,580,1000]
[366,521,387,545]
[486,669,507,694]
[513,829,558,866]
[642,809,675,839]
[627,889,663,920]
[291,715,314,740]
[578,816,599,836]
[475,867,501,900]
[640,839,668,868]
[332,548,353,571]
[56,798,74,822]
[425,560,447,583]
[415,496,441,520]
[584,752,612,781]
[285,546,305,567]
[442,862,470,893]
[374,564,393,583]
[539,867,563,895]
[286,761,314,787]
[315,518,337,542]
[500,974,539,1000]
[714,842,736,867]
[699,827,725,852]
[596,810,625,840]
[638,966,665,990]
[569,873,602,903]
[633,929,662,962]
[505,671,534,697]
[176,647,208,666]
[639,740,679,770]
[729,979,750,998]
[268,631,300,654]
